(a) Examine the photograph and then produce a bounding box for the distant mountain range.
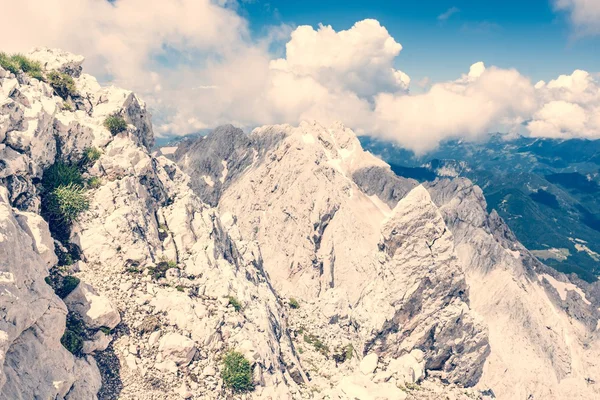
[360,134,600,282]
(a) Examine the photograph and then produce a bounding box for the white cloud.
[438,7,460,21]
[270,20,410,97]
[0,3,598,153]
[554,0,600,35]
[372,63,538,153]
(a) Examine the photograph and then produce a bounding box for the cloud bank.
[0,0,599,153]
[554,0,600,35]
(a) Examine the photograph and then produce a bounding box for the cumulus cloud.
[0,2,598,153]
[270,20,410,98]
[372,63,538,153]
[554,0,600,35]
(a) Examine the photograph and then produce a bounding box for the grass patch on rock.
[222,351,254,393]
[103,114,128,135]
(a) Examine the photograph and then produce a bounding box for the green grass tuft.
[45,184,89,224]
[43,162,84,191]
[303,333,329,356]
[0,52,19,74]
[288,298,300,309]
[81,147,102,168]
[47,70,78,99]
[87,177,102,189]
[222,351,254,393]
[228,296,242,312]
[103,114,128,135]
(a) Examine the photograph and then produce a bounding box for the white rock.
[360,353,379,375]
[148,331,161,347]
[158,333,196,366]
[81,331,112,354]
[64,282,121,329]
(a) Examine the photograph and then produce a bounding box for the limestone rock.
[158,333,196,366]
[360,353,379,375]
[64,282,121,329]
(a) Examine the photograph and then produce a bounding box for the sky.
[0,0,599,153]
[241,0,599,85]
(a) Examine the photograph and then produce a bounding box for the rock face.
[2,47,599,400]
[177,120,600,399]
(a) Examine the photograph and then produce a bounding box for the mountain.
[360,135,600,282]
[175,123,600,399]
[1,49,599,400]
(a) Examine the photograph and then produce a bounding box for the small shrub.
[303,333,329,356]
[81,147,102,168]
[176,285,185,292]
[42,162,84,191]
[87,177,102,189]
[61,330,83,355]
[228,296,242,312]
[288,298,300,309]
[61,314,85,356]
[222,351,254,393]
[47,70,78,99]
[103,114,128,135]
[333,344,354,364]
[56,275,81,299]
[99,326,112,335]
[148,259,177,280]
[0,52,19,74]
[62,101,73,111]
[11,54,42,74]
[45,184,89,224]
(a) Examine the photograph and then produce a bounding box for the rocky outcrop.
[0,187,101,399]
[0,49,304,399]
[3,47,598,399]
[426,178,600,400]
[177,121,492,396]
[177,120,600,399]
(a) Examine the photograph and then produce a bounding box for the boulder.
[360,353,379,375]
[64,282,121,329]
[158,333,196,366]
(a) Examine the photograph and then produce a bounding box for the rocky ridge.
[1,47,599,400]
[177,122,600,399]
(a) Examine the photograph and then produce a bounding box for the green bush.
[56,275,81,299]
[288,298,300,309]
[228,296,242,312]
[222,351,254,393]
[87,177,102,189]
[45,184,89,224]
[149,259,177,280]
[43,162,84,191]
[103,114,128,135]
[62,101,73,111]
[61,314,85,356]
[81,147,102,167]
[47,70,77,99]
[0,52,19,74]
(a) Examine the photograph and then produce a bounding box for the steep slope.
[427,178,600,399]
[177,122,491,396]
[0,49,306,399]
[177,121,600,399]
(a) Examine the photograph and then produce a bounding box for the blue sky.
[240,0,599,85]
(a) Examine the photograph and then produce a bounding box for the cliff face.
[1,48,598,400]
[178,122,600,399]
